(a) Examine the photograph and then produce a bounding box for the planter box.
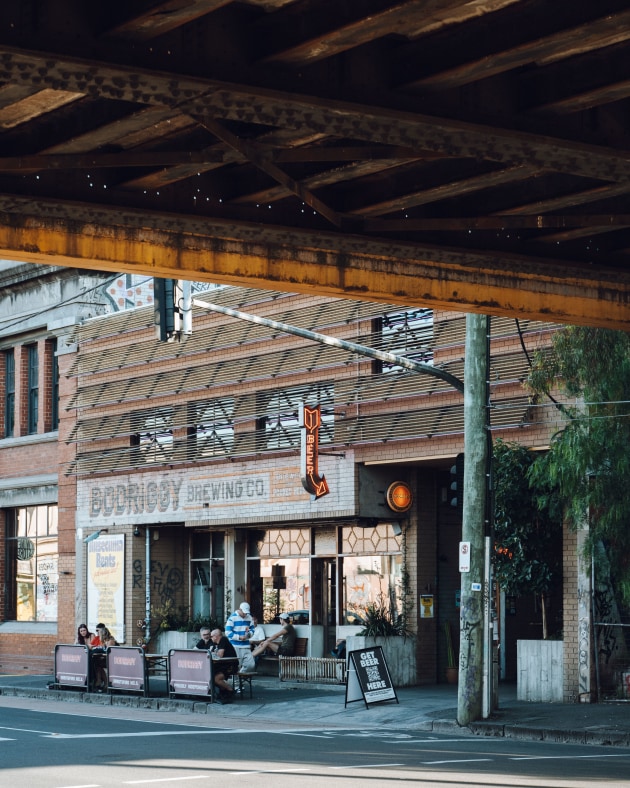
[346,635,416,687]
[517,639,563,702]
[155,630,199,653]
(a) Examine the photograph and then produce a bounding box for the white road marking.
[229,768,310,775]
[330,763,403,770]
[511,753,630,761]
[281,732,333,738]
[0,724,55,734]
[390,738,478,744]
[422,758,493,764]
[46,731,235,739]
[124,777,207,785]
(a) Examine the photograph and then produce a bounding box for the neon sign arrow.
[299,403,330,499]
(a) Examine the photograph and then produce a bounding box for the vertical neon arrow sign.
[299,403,330,499]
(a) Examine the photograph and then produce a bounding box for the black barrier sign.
[345,646,398,709]
[107,646,146,693]
[54,644,90,688]
[168,649,213,698]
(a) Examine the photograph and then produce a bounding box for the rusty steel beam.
[0,195,629,331]
[0,47,629,184]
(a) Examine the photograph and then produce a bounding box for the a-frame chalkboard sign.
[345,646,399,709]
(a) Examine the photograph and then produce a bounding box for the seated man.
[250,615,266,648]
[208,628,238,703]
[251,612,296,659]
[193,626,213,650]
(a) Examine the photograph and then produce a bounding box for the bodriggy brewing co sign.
[79,455,353,526]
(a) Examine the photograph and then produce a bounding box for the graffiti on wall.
[132,559,184,608]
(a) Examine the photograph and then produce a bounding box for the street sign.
[459,541,471,572]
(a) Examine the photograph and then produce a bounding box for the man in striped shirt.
[225,602,254,665]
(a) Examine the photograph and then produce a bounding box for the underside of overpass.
[1,1,630,329]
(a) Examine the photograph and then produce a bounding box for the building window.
[27,344,39,434]
[190,531,225,623]
[258,383,334,451]
[248,528,311,623]
[377,308,434,373]
[5,505,58,622]
[341,523,403,623]
[190,398,234,458]
[130,408,174,464]
[50,339,59,431]
[4,349,15,438]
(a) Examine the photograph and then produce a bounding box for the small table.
[145,653,168,678]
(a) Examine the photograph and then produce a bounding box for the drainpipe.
[145,528,151,645]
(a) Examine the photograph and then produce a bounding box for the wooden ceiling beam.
[0,150,225,172]
[353,165,543,217]
[405,9,630,91]
[259,0,518,66]
[104,0,232,41]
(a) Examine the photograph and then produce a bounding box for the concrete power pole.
[457,313,490,725]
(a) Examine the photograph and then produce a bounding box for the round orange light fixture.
[386,481,413,513]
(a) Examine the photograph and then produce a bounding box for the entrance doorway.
[312,557,337,653]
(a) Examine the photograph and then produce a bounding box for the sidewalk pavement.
[0,673,629,747]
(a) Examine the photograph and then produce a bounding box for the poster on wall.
[87,534,125,643]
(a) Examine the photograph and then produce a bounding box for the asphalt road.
[1,698,630,787]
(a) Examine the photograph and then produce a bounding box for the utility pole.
[457,313,490,725]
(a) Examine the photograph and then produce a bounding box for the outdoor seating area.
[52,642,343,702]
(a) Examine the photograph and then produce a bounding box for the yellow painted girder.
[1,205,629,331]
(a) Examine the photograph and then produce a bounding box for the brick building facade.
[0,268,594,697]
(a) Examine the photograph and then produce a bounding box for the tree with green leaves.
[493,439,562,639]
[527,326,630,607]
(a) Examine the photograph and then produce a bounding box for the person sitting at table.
[250,615,266,648]
[90,624,113,691]
[250,612,296,659]
[209,628,238,703]
[75,623,93,647]
[90,623,107,649]
[193,626,213,650]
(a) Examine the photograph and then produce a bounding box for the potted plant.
[346,592,417,687]
[444,621,458,684]
[151,601,219,652]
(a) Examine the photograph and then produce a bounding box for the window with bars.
[131,408,174,464]
[189,398,234,458]
[257,383,334,451]
[376,308,434,373]
[4,349,14,438]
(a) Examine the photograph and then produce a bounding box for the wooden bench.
[233,638,308,695]
[261,636,307,662]
[251,637,308,678]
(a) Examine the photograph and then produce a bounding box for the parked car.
[282,610,365,625]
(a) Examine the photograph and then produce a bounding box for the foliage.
[527,326,630,605]
[492,439,562,637]
[444,621,456,668]
[357,592,413,638]
[151,599,219,634]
